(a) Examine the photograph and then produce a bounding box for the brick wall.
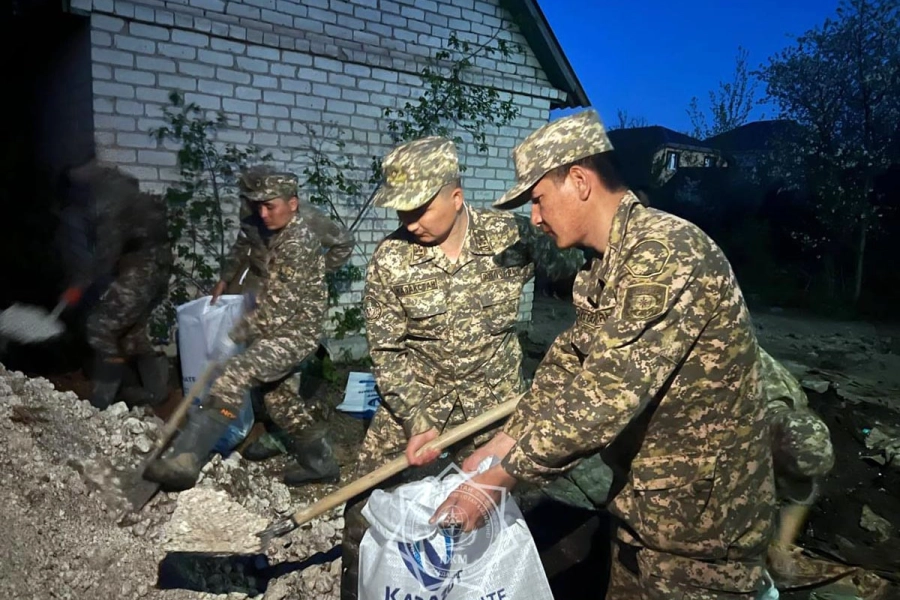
[71,0,570,339]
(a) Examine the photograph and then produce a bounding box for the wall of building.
[70,0,570,337]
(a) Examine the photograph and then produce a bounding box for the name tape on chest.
[480,267,521,283]
[392,278,439,297]
[576,308,612,328]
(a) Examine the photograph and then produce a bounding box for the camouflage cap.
[239,166,299,203]
[493,109,614,210]
[373,137,460,211]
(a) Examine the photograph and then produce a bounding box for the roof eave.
[499,0,590,109]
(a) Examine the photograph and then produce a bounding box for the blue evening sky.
[536,0,842,133]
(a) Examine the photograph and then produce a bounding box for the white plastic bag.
[359,458,554,600]
[175,295,253,454]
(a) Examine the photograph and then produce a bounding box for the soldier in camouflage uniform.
[60,159,172,410]
[434,110,777,599]
[144,167,354,491]
[758,348,834,494]
[340,137,583,600]
[211,198,268,301]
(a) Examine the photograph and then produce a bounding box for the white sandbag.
[359,458,554,600]
[175,295,252,454]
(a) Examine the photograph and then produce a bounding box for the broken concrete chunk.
[859,505,893,542]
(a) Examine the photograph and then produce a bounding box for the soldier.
[340,136,583,599]
[210,197,267,302]
[144,167,354,490]
[758,348,834,498]
[434,110,777,599]
[60,159,172,410]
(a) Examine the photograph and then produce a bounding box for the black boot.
[121,354,169,407]
[143,408,232,491]
[91,356,125,410]
[242,429,288,461]
[282,431,340,486]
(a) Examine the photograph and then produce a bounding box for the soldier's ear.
[568,165,591,201]
[451,186,464,211]
[288,196,299,212]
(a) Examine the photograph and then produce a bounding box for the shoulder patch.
[622,282,668,321]
[364,296,383,322]
[625,239,671,279]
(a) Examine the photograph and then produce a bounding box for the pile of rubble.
[0,363,343,599]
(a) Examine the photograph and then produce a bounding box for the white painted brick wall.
[79,0,572,335]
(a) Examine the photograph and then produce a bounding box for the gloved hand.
[61,286,83,306]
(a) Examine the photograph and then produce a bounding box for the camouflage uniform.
[219,200,268,297]
[493,111,777,599]
[66,160,172,358]
[205,175,354,439]
[341,137,582,600]
[758,348,835,486]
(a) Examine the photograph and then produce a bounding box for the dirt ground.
[15,294,900,597]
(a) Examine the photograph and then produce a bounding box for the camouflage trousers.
[207,341,324,437]
[86,257,169,358]
[340,378,523,600]
[607,541,764,600]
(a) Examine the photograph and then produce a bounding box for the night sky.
[537,0,842,133]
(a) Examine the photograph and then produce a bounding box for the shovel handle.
[139,361,219,468]
[286,395,523,528]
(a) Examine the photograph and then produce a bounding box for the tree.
[611,108,648,130]
[687,46,758,139]
[149,92,270,341]
[757,0,900,305]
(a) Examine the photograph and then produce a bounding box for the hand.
[405,428,440,466]
[430,465,518,532]
[210,280,227,304]
[61,287,83,306]
[462,431,517,472]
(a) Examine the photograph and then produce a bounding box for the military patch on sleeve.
[277,264,298,283]
[625,240,671,278]
[622,282,669,321]
[364,296,384,322]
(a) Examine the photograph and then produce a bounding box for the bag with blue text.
[358,458,554,600]
[176,295,254,455]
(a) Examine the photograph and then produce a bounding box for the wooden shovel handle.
[288,395,523,527]
[139,361,219,469]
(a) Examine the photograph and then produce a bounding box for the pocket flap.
[631,453,717,491]
[400,289,446,319]
[479,287,520,309]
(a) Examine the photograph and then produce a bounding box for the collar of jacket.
[596,190,640,284]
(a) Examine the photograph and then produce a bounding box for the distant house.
[607,126,726,190]
[704,119,802,180]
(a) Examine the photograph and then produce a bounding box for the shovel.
[255,395,523,550]
[164,394,522,555]
[0,300,67,344]
[118,361,221,515]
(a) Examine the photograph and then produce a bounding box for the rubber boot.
[143,408,232,491]
[242,430,288,461]
[282,431,340,486]
[121,354,169,407]
[91,356,125,410]
[136,353,169,405]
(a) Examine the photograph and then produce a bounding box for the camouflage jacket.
[231,206,352,364]
[65,163,171,289]
[501,192,776,574]
[221,202,355,291]
[364,205,583,438]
